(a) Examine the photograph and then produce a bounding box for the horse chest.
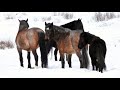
[16,32,30,50]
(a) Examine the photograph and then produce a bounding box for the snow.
[0,12,120,78]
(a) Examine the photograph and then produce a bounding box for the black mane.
[61,19,84,31]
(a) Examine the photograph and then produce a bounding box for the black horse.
[46,19,89,67]
[78,32,107,73]
[45,22,89,68]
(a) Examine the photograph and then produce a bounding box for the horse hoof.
[80,66,84,68]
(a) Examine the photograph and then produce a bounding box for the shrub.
[94,12,116,22]
[41,16,51,22]
[62,13,73,19]
[0,40,14,50]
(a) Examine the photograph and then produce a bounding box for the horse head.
[18,18,29,30]
[45,22,54,40]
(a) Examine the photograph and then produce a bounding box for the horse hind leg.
[67,54,72,68]
[27,51,31,68]
[17,48,24,67]
[32,50,38,67]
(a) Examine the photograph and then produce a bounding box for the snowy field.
[0,12,120,78]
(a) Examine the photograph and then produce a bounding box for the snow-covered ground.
[0,12,120,78]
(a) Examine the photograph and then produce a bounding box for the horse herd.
[15,18,107,73]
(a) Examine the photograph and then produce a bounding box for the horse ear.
[26,18,28,22]
[51,22,53,26]
[18,19,20,22]
[78,18,82,20]
[45,22,47,25]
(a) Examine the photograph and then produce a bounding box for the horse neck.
[62,22,84,32]
[19,25,28,31]
[53,25,70,41]
[88,34,99,44]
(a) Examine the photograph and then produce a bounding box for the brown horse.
[45,19,89,64]
[45,22,88,68]
[15,19,48,68]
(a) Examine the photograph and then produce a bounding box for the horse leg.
[54,48,58,61]
[60,53,65,68]
[91,58,96,70]
[89,52,97,70]
[76,51,84,68]
[39,32,48,68]
[27,51,31,68]
[32,50,38,67]
[82,45,89,68]
[95,60,99,71]
[67,54,72,68]
[17,48,23,67]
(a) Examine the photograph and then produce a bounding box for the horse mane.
[61,19,84,31]
[52,25,71,41]
[84,32,100,44]
[53,25,71,34]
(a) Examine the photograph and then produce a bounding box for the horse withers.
[15,19,48,68]
[45,22,89,68]
[78,32,107,73]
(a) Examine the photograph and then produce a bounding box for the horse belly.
[58,40,75,54]
[64,45,75,54]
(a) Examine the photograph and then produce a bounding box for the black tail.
[38,32,48,68]
[81,45,89,68]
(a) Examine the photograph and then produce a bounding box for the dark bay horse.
[15,19,48,68]
[45,22,88,68]
[46,19,89,67]
[78,32,107,73]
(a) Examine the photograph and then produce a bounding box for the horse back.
[27,28,45,50]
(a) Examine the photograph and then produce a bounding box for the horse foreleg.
[76,51,84,68]
[60,53,65,68]
[32,50,38,67]
[27,51,31,68]
[17,48,23,67]
[82,45,89,68]
[54,48,58,61]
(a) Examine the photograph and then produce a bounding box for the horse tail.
[38,32,48,68]
[82,44,89,68]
